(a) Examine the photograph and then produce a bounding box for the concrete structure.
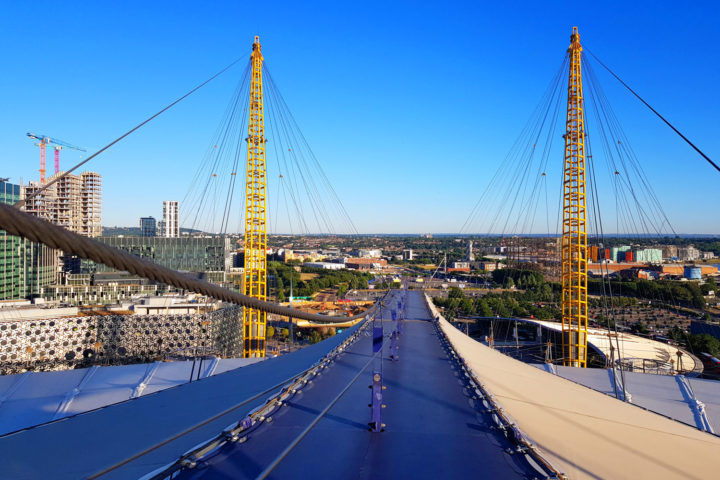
[678,246,701,262]
[466,240,474,261]
[402,249,414,261]
[662,245,678,260]
[162,200,179,238]
[140,216,157,237]
[451,261,470,269]
[23,171,102,238]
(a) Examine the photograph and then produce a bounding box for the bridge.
[1,27,719,480]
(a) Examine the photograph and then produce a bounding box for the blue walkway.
[179,291,538,479]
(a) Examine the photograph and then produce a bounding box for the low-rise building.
[678,246,701,262]
[346,258,387,270]
[303,262,345,270]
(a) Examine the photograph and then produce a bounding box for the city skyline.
[1,2,718,234]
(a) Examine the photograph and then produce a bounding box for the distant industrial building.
[402,249,414,261]
[634,248,662,263]
[162,201,179,238]
[678,246,701,262]
[661,245,678,260]
[140,216,157,237]
[610,246,631,262]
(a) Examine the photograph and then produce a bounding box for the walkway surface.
[178,290,538,479]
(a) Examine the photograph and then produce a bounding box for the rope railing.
[0,203,376,324]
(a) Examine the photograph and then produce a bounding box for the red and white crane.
[26,132,86,184]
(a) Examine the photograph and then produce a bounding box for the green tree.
[477,299,494,317]
[448,287,464,299]
[688,334,720,357]
[308,330,322,344]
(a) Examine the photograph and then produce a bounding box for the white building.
[303,262,345,270]
[678,246,700,262]
[162,201,179,238]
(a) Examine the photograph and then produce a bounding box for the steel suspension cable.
[0,202,377,324]
[585,48,719,173]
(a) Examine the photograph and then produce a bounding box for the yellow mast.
[243,36,268,358]
[561,27,588,367]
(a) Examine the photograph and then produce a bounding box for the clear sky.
[1,1,718,234]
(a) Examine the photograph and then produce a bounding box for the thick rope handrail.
[0,203,376,323]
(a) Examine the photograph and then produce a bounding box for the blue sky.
[1,1,718,234]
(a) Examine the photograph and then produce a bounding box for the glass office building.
[85,236,234,274]
[0,181,56,300]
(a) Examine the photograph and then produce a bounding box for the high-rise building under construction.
[23,171,102,237]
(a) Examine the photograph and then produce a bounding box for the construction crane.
[26,133,86,184]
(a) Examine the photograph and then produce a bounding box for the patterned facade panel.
[0,306,242,374]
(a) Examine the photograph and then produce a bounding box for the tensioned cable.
[16,54,249,209]
[0,202,377,324]
[585,48,719,174]
[256,347,382,480]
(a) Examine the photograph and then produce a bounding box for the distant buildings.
[162,201,179,238]
[140,216,157,237]
[346,258,387,270]
[85,236,232,273]
[304,262,345,270]
[0,180,55,300]
[634,248,662,263]
[354,248,382,258]
[451,261,470,269]
[402,249,414,261]
[24,171,102,237]
[466,240,475,261]
[1,171,103,301]
[678,246,701,262]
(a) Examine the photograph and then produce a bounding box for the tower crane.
[26,132,87,184]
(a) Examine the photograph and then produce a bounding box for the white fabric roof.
[428,296,720,480]
[533,364,718,433]
[0,358,260,435]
